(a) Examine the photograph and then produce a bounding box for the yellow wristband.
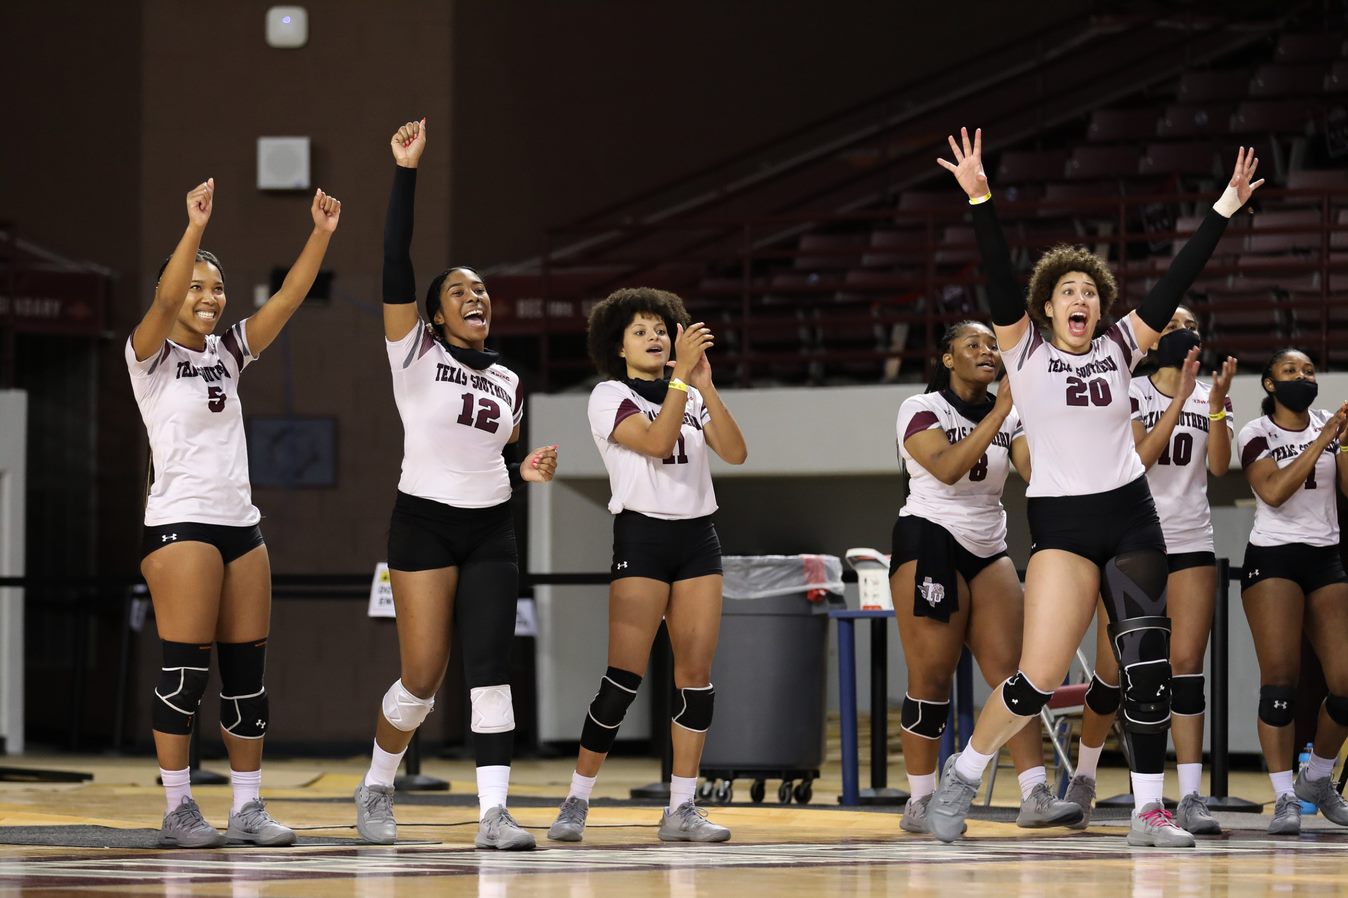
[668,377,689,393]
[1339,444,1348,454]
[1209,410,1227,421]
[969,191,992,206]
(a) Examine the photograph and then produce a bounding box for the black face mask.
[445,343,500,371]
[1269,379,1318,414]
[1154,329,1202,368]
[624,376,670,404]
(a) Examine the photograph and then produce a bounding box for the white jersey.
[126,322,260,527]
[387,321,523,509]
[1238,410,1341,548]
[1129,377,1234,555]
[897,391,1024,557]
[1003,315,1147,498]
[588,380,717,519]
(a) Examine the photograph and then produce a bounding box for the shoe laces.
[236,799,274,828]
[1140,807,1179,829]
[169,800,209,830]
[492,808,523,832]
[557,797,587,825]
[676,802,710,824]
[1030,784,1058,811]
[363,787,395,818]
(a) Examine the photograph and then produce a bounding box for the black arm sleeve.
[970,200,1026,327]
[382,165,417,304]
[1135,208,1229,332]
[504,443,525,490]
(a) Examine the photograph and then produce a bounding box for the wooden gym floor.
[2,747,1346,897]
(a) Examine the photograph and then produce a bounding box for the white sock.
[477,765,511,819]
[161,767,192,814]
[669,775,698,813]
[1269,769,1295,798]
[1075,741,1104,781]
[907,772,937,800]
[1131,771,1165,810]
[230,768,262,815]
[569,770,597,802]
[953,745,995,782]
[1177,762,1202,797]
[364,739,406,789]
[1307,752,1336,783]
[1018,766,1046,801]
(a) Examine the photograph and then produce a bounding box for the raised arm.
[1133,348,1199,468]
[1244,402,1347,507]
[612,323,712,459]
[938,127,1028,349]
[244,190,342,355]
[905,378,1016,486]
[132,179,213,361]
[1128,148,1264,350]
[383,118,427,342]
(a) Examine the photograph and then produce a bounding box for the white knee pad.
[381,679,435,732]
[470,684,515,734]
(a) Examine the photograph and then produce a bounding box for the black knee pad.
[901,694,949,740]
[1108,615,1172,733]
[1085,673,1120,716]
[1000,671,1052,717]
[217,639,269,739]
[1258,685,1296,728]
[153,641,212,735]
[672,683,715,733]
[1325,694,1348,728]
[1171,674,1206,717]
[579,667,642,754]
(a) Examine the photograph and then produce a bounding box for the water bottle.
[1298,743,1317,815]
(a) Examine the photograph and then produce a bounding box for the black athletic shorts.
[387,491,517,572]
[141,521,265,564]
[1168,551,1216,574]
[1026,475,1166,569]
[1242,542,1348,594]
[888,514,1008,583]
[611,511,722,584]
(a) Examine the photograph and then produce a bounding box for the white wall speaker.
[257,136,311,190]
[265,6,308,49]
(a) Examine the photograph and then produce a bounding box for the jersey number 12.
[456,392,501,433]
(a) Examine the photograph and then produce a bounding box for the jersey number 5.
[206,386,226,413]
[456,393,501,433]
[1065,376,1112,407]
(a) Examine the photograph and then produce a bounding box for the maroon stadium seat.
[996,148,1071,183]
[1065,146,1139,180]
[1087,108,1161,143]
[1250,64,1331,98]
[1329,60,1348,93]
[1274,33,1347,64]
[1230,101,1316,134]
[1177,69,1254,102]
[793,233,867,271]
[1139,142,1219,177]
[1158,104,1234,138]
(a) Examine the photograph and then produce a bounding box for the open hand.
[936,127,989,200]
[671,322,714,381]
[521,444,558,483]
[186,178,214,228]
[311,188,341,233]
[1228,146,1265,207]
[1209,356,1237,408]
[1177,345,1200,402]
[391,118,427,168]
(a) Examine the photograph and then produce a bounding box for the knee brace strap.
[579,667,641,754]
[1000,671,1052,717]
[1085,674,1121,716]
[1258,685,1296,728]
[470,684,515,734]
[153,641,212,735]
[901,694,949,740]
[1171,674,1206,717]
[218,639,269,739]
[1108,615,1172,733]
[672,683,715,733]
[382,679,435,732]
[1325,694,1348,728]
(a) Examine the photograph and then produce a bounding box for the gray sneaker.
[1267,792,1302,835]
[476,806,536,850]
[1016,782,1085,828]
[928,753,980,843]
[159,796,226,848]
[1175,791,1221,835]
[226,798,296,846]
[354,783,397,844]
[1063,775,1096,831]
[901,793,966,834]
[1294,769,1348,826]
[547,796,589,842]
[1127,802,1195,847]
[658,801,731,842]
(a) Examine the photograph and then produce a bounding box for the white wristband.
[1212,185,1242,219]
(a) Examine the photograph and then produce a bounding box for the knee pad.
[999,671,1052,717]
[1101,554,1168,621]
[579,667,642,754]
[470,684,515,734]
[153,641,212,735]
[901,694,949,740]
[672,683,715,733]
[1085,673,1121,716]
[381,678,435,732]
[217,639,269,740]
[1325,694,1348,728]
[1108,615,1172,733]
[1171,674,1206,717]
[1258,686,1296,728]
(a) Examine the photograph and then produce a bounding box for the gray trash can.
[699,554,842,805]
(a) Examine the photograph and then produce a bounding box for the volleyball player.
[546,287,747,843]
[1237,348,1348,835]
[129,177,341,847]
[1066,309,1236,835]
[893,321,1081,833]
[925,129,1260,847]
[353,119,558,850]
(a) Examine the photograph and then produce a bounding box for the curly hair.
[587,287,692,381]
[1025,244,1117,332]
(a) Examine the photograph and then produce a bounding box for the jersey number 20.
[1064,376,1112,407]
